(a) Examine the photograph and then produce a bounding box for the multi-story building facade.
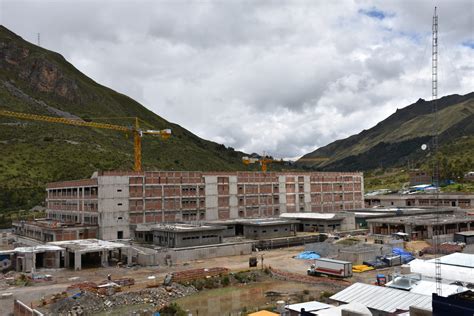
[32,170,364,241]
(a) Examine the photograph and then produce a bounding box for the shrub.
[221,275,230,286]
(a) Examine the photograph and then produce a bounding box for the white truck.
[307,258,353,278]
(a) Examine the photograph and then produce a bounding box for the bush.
[221,275,230,286]
[159,302,187,316]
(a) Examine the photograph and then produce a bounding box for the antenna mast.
[432,6,442,297]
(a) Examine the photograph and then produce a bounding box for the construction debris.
[422,242,463,255]
[48,283,197,315]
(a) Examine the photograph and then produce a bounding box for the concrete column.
[427,226,434,239]
[101,250,108,267]
[55,252,60,268]
[278,176,287,213]
[65,251,70,268]
[127,248,133,266]
[229,176,238,219]
[304,175,311,211]
[404,224,412,236]
[468,222,471,230]
[74,252,81,271]
[204,176,218,220]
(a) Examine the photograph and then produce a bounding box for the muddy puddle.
[174,279,322,316]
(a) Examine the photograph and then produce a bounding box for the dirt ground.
[0,245,395,315]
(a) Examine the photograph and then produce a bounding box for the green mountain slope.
[298,92,474,172]
[0,26,260,211]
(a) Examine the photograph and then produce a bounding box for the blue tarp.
[295,251,320,260]
[392,248,415,264]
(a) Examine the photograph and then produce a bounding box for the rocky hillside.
[298,92,474,172]
[0,26,261,211]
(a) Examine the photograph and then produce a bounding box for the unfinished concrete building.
[367,211,474,240]
[12,219,98,242]
[365,193,474,209]
[279,212,356,232]
[15,170,364,241]
[149,224,226,248]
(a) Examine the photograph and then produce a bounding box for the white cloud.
[1,0,472,159]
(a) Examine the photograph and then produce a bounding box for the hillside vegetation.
[299,92,474,191]
[0,26,292,211]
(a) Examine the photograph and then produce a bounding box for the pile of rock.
[48,283,197,315]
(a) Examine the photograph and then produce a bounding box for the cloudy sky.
[1,0,473,159]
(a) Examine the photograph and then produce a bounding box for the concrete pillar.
[101,250,108,267]
[427,226,434,239]
[74,252,81,271]
[55,252,60,268]
[65,251,70,268]
[468,222,471,231]
[127,248,133,266]
[404,224,412,236]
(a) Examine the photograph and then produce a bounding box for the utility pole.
[432,6,442,297]
[37,33,41,47]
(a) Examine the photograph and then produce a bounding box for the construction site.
[1,3,474,316]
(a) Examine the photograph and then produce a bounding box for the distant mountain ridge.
[298,92,474,171]
[0,25,257,211]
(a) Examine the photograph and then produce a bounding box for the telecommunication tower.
[432,6,442,297]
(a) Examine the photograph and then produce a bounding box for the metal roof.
[313,302,372,316]
[280,213,337,220]
[434,252,474,268]
[286,301,333,312]
[455,230,474,236]
[330,282,432,312]
[409,258,474,283]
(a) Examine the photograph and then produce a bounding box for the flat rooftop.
[151,223,226,233]
[367,213,474,225]
[49,239,128,252]
[206,218,298,226]
[13,219,97,230]
[365,193,474,199]
[280,213,342,220]
[455,230,474,237]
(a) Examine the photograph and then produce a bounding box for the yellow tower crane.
[242,155,274,172]
[0,110,171,172]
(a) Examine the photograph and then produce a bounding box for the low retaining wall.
[138,242,254,265]
[253,235,325,250]
[170,242,252,264]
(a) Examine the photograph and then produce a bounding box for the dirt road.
[0,245,389,315]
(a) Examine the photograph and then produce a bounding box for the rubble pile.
[48,283,197,315]
[422,242,463,255]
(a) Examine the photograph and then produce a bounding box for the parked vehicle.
[307,258,352,278]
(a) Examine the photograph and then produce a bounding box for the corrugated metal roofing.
[286,301,333,312]
[410,259,474,283]
[330,283,432,312]
[433,252,474,268]
[280,213,336,219]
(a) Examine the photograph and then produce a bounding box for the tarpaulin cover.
[392,248,415,263]
[295,251,321,260]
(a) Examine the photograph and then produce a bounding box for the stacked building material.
[171,267,229,282]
